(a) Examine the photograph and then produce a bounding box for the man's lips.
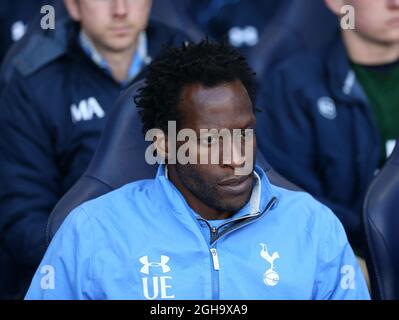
[218,174,252,195]
[219,175,250,186]
[110,26,132,34]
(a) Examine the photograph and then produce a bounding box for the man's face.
[170,80,256,215]
[345,0,399,44]
[66,0,152,52]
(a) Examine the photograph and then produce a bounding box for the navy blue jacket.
[0,0,58,63]
[0,0,68,92]
[0,21,188,299]
[256,35,381,253]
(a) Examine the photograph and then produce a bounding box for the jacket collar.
[11,13,74,79]
[326,34,370,105]
[79,30,151,85]
[156,164,277,222]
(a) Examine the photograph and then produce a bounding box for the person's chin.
[386,32,399,43]
[218,174,253,196]
[386,17,399,28]
[104,40,135,53]
[219,193,252,214]
[217,177,253,209]
[376,28,399,43]
[104,33,136,50]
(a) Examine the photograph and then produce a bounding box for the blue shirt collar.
[79,30,151,85]
[160,164,274,221]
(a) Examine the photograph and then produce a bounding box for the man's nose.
[227,139,246,168]
[113,0,128,17]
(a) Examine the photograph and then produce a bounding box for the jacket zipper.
[210,227,220,300]
[201,196,278,300]
[210,247,220,270]
[209,196,278,245]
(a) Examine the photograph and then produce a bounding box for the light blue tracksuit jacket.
[25,165,370,300]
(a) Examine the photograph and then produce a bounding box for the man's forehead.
[179,80,254,130]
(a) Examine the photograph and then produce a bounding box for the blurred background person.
[256,0,399,255]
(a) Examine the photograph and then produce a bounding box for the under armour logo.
[260,243,280,287]
[228,26,259,47]
[140,255,171,275]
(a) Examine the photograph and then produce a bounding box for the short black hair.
[135,39,257,134]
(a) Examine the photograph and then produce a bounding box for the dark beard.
[174,163,252,215]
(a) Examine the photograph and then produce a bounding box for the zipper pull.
[210,226,218,243]
[210,248,220,271]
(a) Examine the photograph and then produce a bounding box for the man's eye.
[202,136,217,145]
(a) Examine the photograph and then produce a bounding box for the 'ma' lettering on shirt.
[70,97,105,123]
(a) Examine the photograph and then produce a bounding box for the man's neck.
[342,30,399,65]
[80,30,140,83]
[167,165,233,220]
[98,41,138,83]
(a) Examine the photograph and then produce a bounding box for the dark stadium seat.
[150,0,204,42]
[363,139,399,300]
[249,0,338,81]
[46,80,301,244]
[149,0,338,81]
[0,1,69,90]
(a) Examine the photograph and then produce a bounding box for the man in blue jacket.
[25,40,370,300]
[256,0,399,254]
[0,0,188,299]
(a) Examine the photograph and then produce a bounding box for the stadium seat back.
[363,139,399,300]
[146,0,339,80]
[151,0,204,42]
[250,0,339,81]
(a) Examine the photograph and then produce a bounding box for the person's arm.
[312,205,370,300]
[25,206,94,300]
[256,67,361,246]
[0,78,62,271]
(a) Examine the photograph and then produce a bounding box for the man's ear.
[63,0,81,22]
[154,131,168,161]
[324,0,346,15]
